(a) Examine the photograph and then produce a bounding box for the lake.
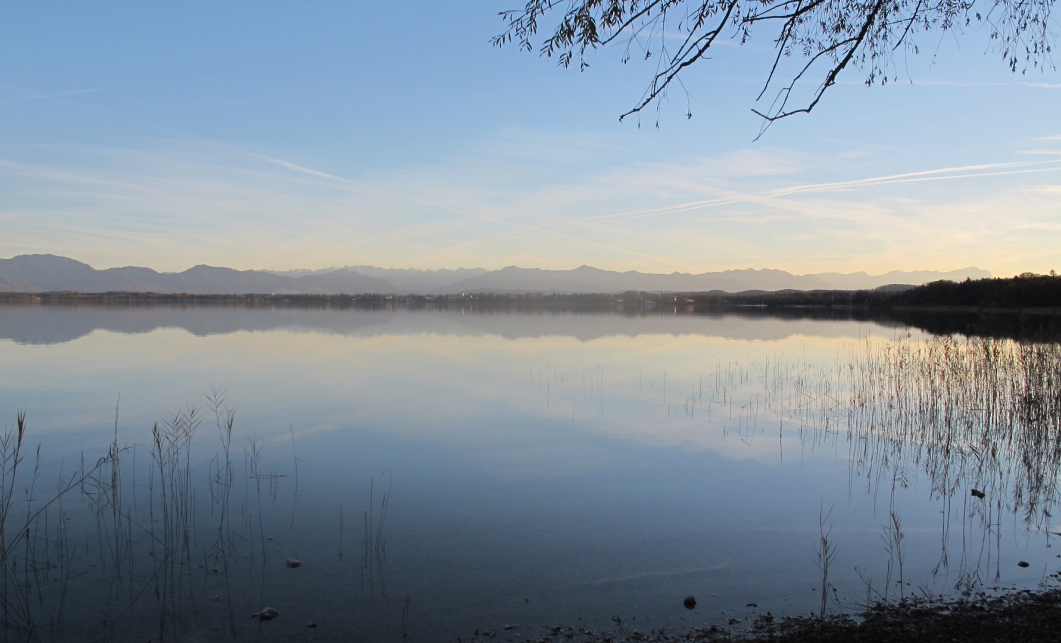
[0,303,1058,641]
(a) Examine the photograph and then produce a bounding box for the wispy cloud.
[909,79,1061,89]
[3,128,1059,276]
[395,145,1061,274]
[762,160,1061,196]
[251,154,365,186]
[0,87,105,104]
[446,158,1061,238]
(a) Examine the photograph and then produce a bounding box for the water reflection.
[758,336,1061,595]
[3,301,1057,345]
[0,306,1058,641]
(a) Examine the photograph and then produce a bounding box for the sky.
[1,2,1059,277]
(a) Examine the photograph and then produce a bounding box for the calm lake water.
[0,304,1058,642]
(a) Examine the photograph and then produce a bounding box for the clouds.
[3,121,1057,278]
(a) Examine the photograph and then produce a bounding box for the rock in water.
[683,596,697,610]
[286,558,303,568]
[253,607,279,621]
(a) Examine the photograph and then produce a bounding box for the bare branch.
[755,0,889,131]
[493,0,1058,133]
[620,1,739,121]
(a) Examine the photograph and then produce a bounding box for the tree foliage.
[493,0,1056,131]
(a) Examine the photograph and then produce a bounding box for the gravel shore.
[480,586,1061,643]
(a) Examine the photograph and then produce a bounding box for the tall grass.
[0,394,332,641]
[755,334,1061,596]
[361,472,391,598]
[839,336,1061,528]
[816,507,838,620]
[0,412,118,638]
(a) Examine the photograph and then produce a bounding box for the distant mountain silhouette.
[0,254,991,295]
[441,264,990,294]
[0,255,394,294]
[269,265,490,292]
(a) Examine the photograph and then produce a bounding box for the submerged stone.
[253,607,279,621]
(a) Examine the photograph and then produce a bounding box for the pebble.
[252,607,279,621]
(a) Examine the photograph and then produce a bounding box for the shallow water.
[0,304,1057,641]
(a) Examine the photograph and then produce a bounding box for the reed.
[0,413,121,638]
[401,594,411,640]
[752,334,1061,598]
[206,386,238,638]
[884,509,905,601]
[816,507,838,620]
[361,472,391,597]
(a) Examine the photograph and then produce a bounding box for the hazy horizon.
[1,252,993,278]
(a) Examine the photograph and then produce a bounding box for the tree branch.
[753,0,888,136]
[619,1,740,121]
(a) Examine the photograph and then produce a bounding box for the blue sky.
[1,1,1059,276]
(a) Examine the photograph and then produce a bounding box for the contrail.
[421,157,1061,260]
[0,87,104,104]
[765,159,1061,197]
[252,155,365,186]
[911,80,1061,89]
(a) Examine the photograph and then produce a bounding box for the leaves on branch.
[492,0,1056,134]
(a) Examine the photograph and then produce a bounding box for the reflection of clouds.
[5,309,903,468]
[6,311,1055,599]
[0,305,913,345]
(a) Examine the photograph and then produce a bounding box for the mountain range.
[0,254,992,295]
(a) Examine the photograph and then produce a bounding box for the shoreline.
[486,584,1061,643]
[1,289,1060,314]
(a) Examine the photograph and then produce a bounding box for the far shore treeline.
[1,273,1059,311]
[4,274,1060,343]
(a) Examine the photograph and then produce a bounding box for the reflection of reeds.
[208,386,235,558]
[816,507,837,620]
[753,335,1061,519]
[361,472,390,597]
[401,594,411,640]
[149,407,201,639]
[754,335,1061,594]
[884,509,905,601]
[1,413,118,637]
[537,334,1060,601]
[207,386,237,637]
[841,336,1061,529]
[0,410,31,631]
[2,394,386,641]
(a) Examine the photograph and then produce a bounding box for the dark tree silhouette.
[493,0,1056,134]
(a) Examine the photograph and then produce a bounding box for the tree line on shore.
[701,273,1061,310]
[1,273,1058,311]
